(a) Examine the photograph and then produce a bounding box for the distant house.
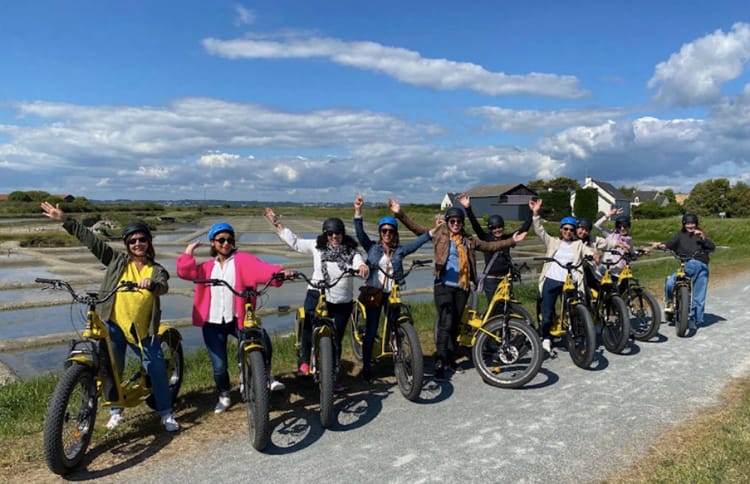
[631,190,669,207]
[54,194,76,203]
[442,183,537,221]
[572,177,631,216]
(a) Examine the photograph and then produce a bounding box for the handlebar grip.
[35,278,58,284]
[414,259,433,265]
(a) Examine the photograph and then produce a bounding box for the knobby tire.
[244,350,270,451]
[676,285,691,337]
[567,304,596,369]
[393,319,424,401]
[318,335,335,428]
[472,317,542,389]
[43,363,97,476]
[601,295,630,354]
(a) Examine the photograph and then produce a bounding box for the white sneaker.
[214,395,231,414]
[542,338,552,354]
[161,413,180,432]
[269,377,286,392]
[106,412,124,430]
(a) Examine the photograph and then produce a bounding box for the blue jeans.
[202,321,273,395]
[664,259,709,324]
[540,279,564,339]
[106,321,172,416]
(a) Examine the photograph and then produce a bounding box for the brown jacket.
[395,210,516,285]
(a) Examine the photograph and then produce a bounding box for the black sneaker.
[434,361,446,381]
[359,367,372,383]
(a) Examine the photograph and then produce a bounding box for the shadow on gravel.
[521,367,559,390]
[701,312,726,329]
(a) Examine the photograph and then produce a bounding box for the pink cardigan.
[176,251,284,329]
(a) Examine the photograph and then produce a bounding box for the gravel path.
[105,273,750,484]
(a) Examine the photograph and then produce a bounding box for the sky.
[1,1,749,203]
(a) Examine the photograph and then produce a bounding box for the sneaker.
[298,363,310,376]
[161,413,180,432]
[269,377,286,392]
[214,395,231,414]
[688,319,697,331]
[542,338,552,354]
[434,360,446,381]
[450,361,465,374]
[106,412,124,430]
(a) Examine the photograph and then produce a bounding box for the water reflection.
[0,267,58,283]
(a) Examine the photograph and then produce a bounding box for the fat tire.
[472,317,542,389]
[393,320,424,401]
[349,303,366,361]
[43,363,97,475]
[601,295,630,354]
[318,335,335,428]
[567,304,596,369]
[510,303,538,332]
[626,287,661,341]
[146,329,184,410]
[244,350,270,451]
[676,285,691,337]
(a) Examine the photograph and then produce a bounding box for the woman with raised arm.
[529,198,595,354]
[389,198,526,381]
[457,193,532,305]
[40,201,179,432]
[265,208,368,391]
[353,193,438,382]
[176,222,294,414]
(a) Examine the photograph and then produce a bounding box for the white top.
[208,252,236,324]
[377,252,393,292]
[547,241,574,282]
[278,227,365,303]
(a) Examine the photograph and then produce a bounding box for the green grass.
[2,214,750,479]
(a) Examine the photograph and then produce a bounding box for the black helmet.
[576,217,593,230]
[487,214,505,229]
[322,217,345,234]
[121,222,152,241]
[682,213,699,225]
[444,207,465,222]
[615,216,631,229]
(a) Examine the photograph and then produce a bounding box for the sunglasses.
[560,227,575,233]
[214,237,235,245]
[380,228,396,235]
[488,225,504,230]
[447,218,463,225]
[325,230,342,236]
[127,236,149,245]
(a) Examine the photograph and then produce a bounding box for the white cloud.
[202,34,588,99]
[234,5,255,26]
[95,178,109,187]
[273,164,299,181]
[648,22,750,107]
[198,152,242,167]
[468,106,630,133]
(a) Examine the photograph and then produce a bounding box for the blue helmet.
[209,222,235,241]
[377,216,398,230]
[560,216,578,228]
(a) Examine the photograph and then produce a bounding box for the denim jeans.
[664,259,710,324]
[106,321,172,416]
[202,321,273,395]
[540,279,564,339]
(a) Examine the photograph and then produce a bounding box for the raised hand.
[184,239,202,255]
[529,198,542,215]
[457,193,470,208]
[40,201,67,222]
[388,197,401,214]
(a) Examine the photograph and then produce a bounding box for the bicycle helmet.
[444,207,465,222]
[487,214,505,229]
[322,217,346,234]
[682,213,699,225]
[615,216,631,229]
[208,222,235,241]
[121,222,152,241]
[559,216,577,228]
[377,216,398,230]
[576,217,593,231]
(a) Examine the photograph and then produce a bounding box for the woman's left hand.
[138,278,153,290]
[513,231,527,243]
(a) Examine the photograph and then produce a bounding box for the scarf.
[450,233,471,291]
[320,243,355,282]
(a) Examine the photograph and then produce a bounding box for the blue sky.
[1,1,749,203]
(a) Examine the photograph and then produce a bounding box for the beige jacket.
[533,216,594,293]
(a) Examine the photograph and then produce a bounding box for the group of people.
[40,195,715,432]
